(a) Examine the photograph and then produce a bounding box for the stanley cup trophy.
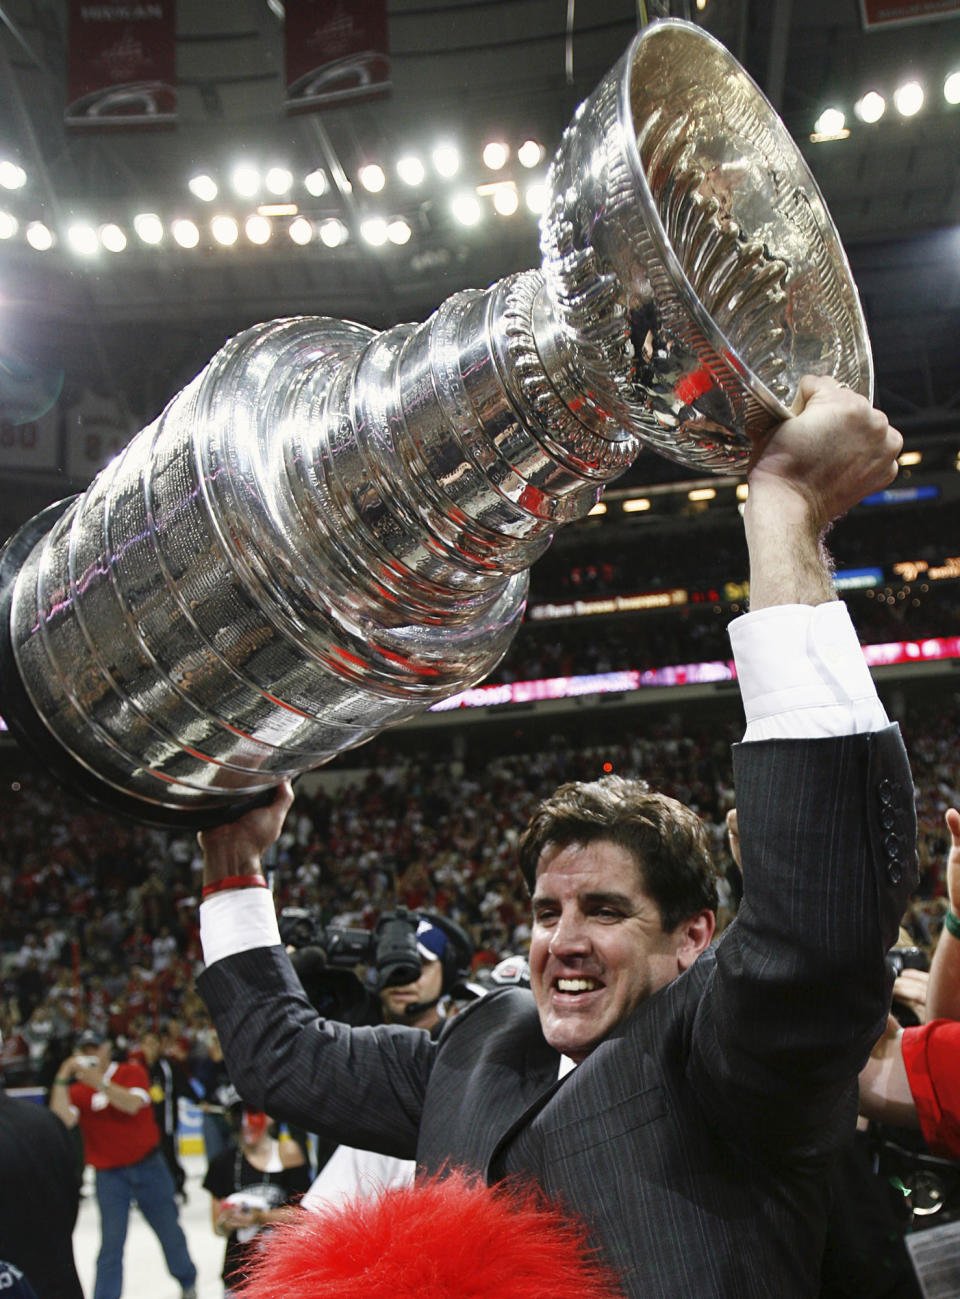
[0,20,872,827]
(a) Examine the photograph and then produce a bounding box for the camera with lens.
[279,904,426,991]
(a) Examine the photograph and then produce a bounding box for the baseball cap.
[415,917,449,964]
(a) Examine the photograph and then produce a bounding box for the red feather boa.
[234,1169,624,1299]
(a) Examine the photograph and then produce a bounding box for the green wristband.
[53,1077,71,1085]
[944,909,960,941]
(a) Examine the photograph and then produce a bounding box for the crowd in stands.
[2,682,960,1096]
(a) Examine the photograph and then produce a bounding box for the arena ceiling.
[0,0,959,513]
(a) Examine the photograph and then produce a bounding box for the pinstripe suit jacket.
[199,725,917,1298]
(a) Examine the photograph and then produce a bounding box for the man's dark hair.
[518,774,718,931]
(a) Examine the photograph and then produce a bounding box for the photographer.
[286,909,475,1208]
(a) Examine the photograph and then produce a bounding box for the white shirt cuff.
[729,601,888,741]
[200,888,281,967]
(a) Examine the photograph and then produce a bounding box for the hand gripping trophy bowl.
[0,19,872,827]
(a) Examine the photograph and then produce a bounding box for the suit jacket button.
[888,861,902,885]
[880,807,896,830]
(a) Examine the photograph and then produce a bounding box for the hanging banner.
[65,1,177,128]
[63,389,137,482]
[860,0,960,26]
[284,0,390,112]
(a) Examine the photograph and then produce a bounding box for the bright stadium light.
[432,143,460,179]
[854,91,886,123]
[493,184,519,216]
[304,168,328,196]
[517,139,544,168]
[360,217,388,246]
[319,218,347,248]
[67,223,99,255]
[358,164,386,193]
[211,215,239,246]
[25,221,53,250]
[99,223,127,252]
[265,166,293,195]
[894,80,924,116]
[231,165,261,198]
[288,216,313,245]
[482,141,509,170]
[396,155,425,186]
[525,181,548,215]
[451,192,482,226]
[171,219,200,248]
[0,211,17,239]
[245,214,271,244]
[814,107,846,136]
[944,70,960,105]
[189,173,218,201]
[0,161,26,190]
[134,212,164,244]
[387,218,411,245]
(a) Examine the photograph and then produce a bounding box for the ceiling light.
[482,141,509,170]
[67,223,99,255]
[451,192,482,226]
[360,217,388,246]
[134,212,164,244]
[288,216,313,245]
[688,487,716,502]
[211,215,239,246]
[814,107,846,136]
[99,223,127,252]
[0,161,26,190]
[319,218,347,248]
[0,211,17,239]
[854,91,886,123]
[945,71,960,105]
[622,497,650,513]
[517,140,544,168]
[231,165,261,198]
[587,502,607,517]
[25,221,53,250]
[396,155,425,186]
[493,184,519,216]
[304,169,328,197]
[245,214,271,244]
[432,144,460,179]
[898,450,922,466]
[387,219,411,245]
[171,219,200,248]
[188,173,218,201]
[358,163,386,193]
[893,80,924,116]
[736,483,749,501]
[525,181,548,215]
[258,203,297,217]
[265,166,293,196]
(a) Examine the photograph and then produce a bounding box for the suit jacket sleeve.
[689,723,918,1159]
[197,945,436,1160]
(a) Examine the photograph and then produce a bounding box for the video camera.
[278,904,467,992]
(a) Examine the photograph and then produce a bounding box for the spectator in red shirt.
[49,1030,197,1299]
[860,808,960,1159]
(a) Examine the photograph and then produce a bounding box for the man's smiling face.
[529,838,695,1063]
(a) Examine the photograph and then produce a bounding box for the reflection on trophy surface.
[0,19,872,826]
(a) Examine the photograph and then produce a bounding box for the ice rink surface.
[73,1153,230,1299]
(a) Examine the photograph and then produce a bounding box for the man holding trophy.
[195,370,915,1298]
[0,19,918,1295]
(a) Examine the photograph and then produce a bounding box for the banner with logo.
[66,1,177,128]
[284,0,390,112]
[860,0,960,26]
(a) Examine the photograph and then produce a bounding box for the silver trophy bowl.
[0,19,871,826]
